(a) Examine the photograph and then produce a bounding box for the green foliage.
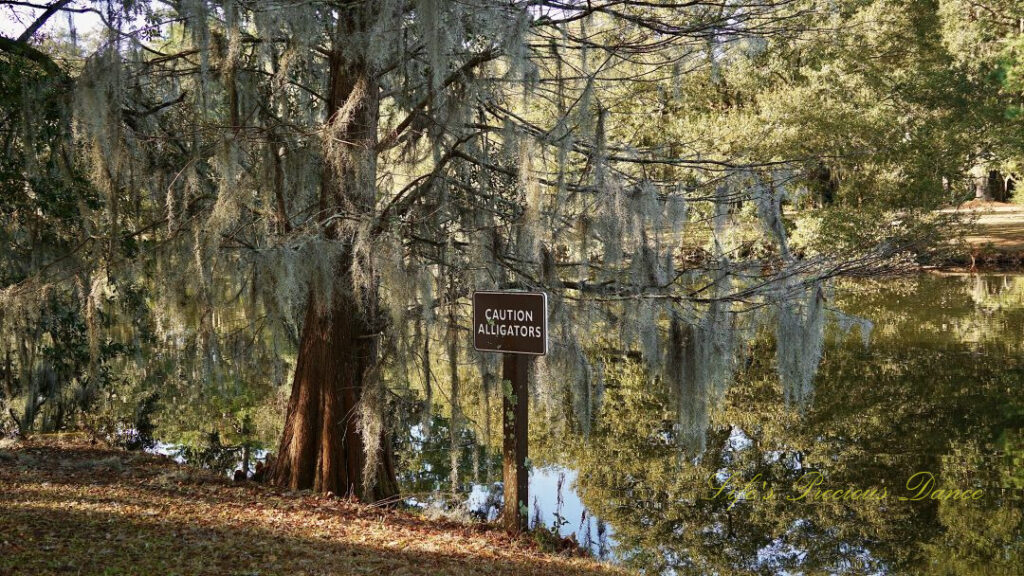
[553,276,1022,574]
[0,0,1020,522]
[114,392,159,450]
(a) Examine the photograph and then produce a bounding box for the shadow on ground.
[0,445,620,576]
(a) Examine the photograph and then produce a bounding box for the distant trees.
[938,0,1024,201]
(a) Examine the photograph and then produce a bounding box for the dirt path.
[962,203,1024,251]
[942,202,1024,251]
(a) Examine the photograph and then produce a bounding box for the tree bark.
[271,5,398,502]
[271,280,397,500]
[972,164,993,201]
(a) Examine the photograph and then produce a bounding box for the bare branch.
[15,0,74,43]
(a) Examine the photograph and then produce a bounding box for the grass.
[0,439,625,576]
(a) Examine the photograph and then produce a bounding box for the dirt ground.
[956,201,1024,251]
[0,439,623,576]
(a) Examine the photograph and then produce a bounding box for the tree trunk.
[271,5,398,502]
[972,164,993,201]
[271,281,397,500]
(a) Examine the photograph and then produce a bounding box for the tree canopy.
[0,0,1020,499]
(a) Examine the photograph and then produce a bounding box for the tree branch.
[0,34,65,78]
[377,49,500,151]
[15,0,74,43]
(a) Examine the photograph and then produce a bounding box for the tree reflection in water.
[536,274,1023,575]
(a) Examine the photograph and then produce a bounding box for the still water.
[157,274,1022,574]
[405,273,1023,575]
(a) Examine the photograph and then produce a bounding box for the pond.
[152,273,1022,574]
[405,273,1022,574]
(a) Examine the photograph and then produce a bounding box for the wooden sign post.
[473,291,547,534]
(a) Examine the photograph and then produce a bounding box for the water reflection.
[409,274,1022,574]
[462,468,615,558]
[157,274,1021,573]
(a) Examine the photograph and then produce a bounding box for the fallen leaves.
[0,441,627,576]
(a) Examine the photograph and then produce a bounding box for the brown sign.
[473,291,548,355]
